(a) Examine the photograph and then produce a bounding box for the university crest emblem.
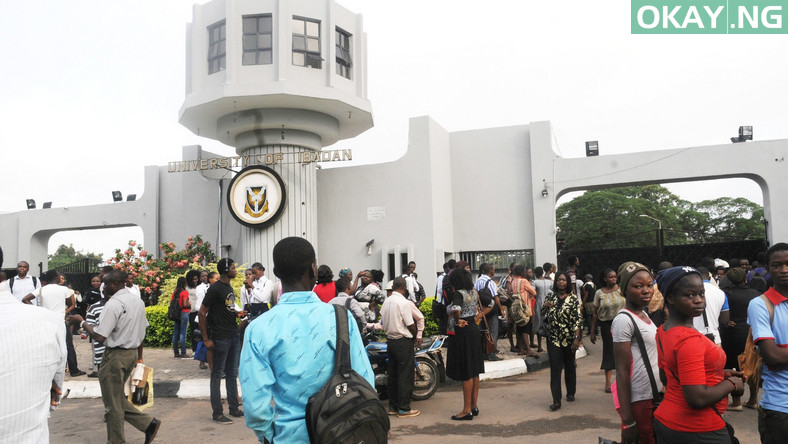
[245,186,269,217]
[227,166,286,228]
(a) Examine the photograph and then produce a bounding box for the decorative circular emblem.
[226,165,287,228]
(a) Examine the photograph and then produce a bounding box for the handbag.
[477,301,496,354]
[193,341,208,362]
[619,311,663,408]
[507,278,531,327]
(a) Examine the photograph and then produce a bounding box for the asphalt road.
[49,340,763,443]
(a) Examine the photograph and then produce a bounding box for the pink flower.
[188,236,193,241]
[140,250,148,257]
[144,287,151,293]
[155,277,160,283]
[130,241,137,247]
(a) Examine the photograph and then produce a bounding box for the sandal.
[743,403,759,410]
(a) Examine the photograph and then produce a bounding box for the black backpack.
[305,305,389,444]
[167,292,181,321]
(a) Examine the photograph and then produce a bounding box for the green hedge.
[144,305,179,348]
[419,297,439,337]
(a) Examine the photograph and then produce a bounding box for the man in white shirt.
[0,286,67,443]
[40,270,86,377]
[401,261,418,303]
[1,261,41,304]
[125,273,141,298]
[250,262,274,317]
[380,277,419,418]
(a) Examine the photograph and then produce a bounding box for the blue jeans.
[173,312,188,356]
[210,336,240,417]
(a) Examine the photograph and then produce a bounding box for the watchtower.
[179,0,373,262]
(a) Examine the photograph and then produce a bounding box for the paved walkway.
[63,334,588,398]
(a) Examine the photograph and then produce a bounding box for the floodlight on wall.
[43,202,52,209]
[541,180,549,198]
[26,199,36,209]
[126,194,137,201]
[585,140,599,157]
[366,239,375,256]
[112,191,122,202]
[731,126,753,143]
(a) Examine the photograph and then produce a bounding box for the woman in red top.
[312,265,337,303]
[172,277,191,358]
[654,266,744,443]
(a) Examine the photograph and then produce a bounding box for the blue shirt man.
[239,237,373,443]
[747,242,788,443]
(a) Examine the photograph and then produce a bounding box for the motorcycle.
[366,332,447,401]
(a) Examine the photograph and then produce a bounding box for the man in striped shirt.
[86,295,108,377]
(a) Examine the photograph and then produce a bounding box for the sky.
[1,0,786,262]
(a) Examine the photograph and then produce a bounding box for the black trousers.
[65,322,80,374]
[387,337,415,413]
[547,342,576,403]
[188,312,198,351]
[759,406,788,444]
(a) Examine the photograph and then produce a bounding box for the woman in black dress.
[446,267,486,420]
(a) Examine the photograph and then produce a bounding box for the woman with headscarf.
[653,266,745,443]
[612,262,660,444]
[446,267,486,420]
[339,267,357,294]
[591,268,626,393]
[720,266,761,410]
[542,270,582,411]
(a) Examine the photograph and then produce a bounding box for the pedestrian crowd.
[3,240,788,444]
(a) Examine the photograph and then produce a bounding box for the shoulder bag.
[619,311,663,407]
[477,300,497,354]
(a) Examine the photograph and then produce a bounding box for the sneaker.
[199,362,208,369]
[70,370,86,377]
[213,415,233,424]
[229,409,244,417]
[397,409,420,418]
[144,418,161,444]
[388,410,398,416]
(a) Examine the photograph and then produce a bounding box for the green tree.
[48,244,103,269]
[556,185,764,250]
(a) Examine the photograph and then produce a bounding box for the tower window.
[208,20,226,74]
[292,17,321,69]
[335,27,352,79]
[242,14,273,65]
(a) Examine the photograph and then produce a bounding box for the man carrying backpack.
[239,237,375,443]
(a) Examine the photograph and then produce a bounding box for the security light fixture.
[112,191,122,202]
[26,199,36,209]
[541,180,549,198]
[585,141,599,157]
[731,126,753,143]
[126,194,137,201]
[43,202,52,209]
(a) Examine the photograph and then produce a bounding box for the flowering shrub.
[107,235,218,305]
